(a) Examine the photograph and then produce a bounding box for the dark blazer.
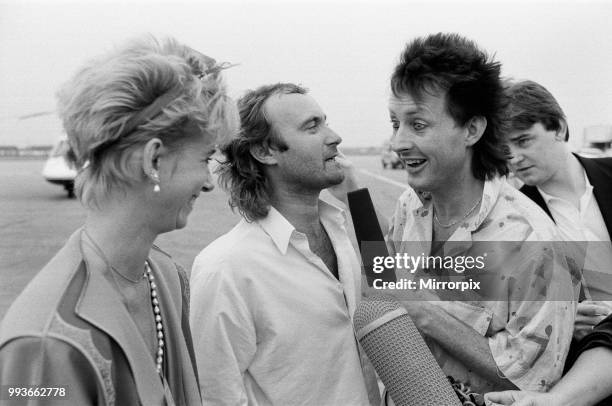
[521,156,612,379]
[519,155,612,240]
[0,229,201,406]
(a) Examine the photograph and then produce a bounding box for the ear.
[555,120,568,141]
[249,143,278,166]
[141,138,166,181]
[465,116,487,147]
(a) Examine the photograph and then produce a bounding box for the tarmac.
[0,156,406,320]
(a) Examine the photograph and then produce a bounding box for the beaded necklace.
[83,230,165,376]
[144,262,165,375]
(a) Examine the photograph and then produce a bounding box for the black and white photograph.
[1,0,611,405]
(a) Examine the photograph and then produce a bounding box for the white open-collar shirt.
[190,200,373,406]
[538,167,612,299]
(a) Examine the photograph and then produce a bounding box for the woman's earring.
[151,171,161,193]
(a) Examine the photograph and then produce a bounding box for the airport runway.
[0,156,408,319]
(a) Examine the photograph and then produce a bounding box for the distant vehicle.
[42,136,77,198]
[381,141,403,169]
[577,147,608,158]
[579,125,612,158]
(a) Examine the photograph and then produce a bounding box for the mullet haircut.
[391,33,509,180]
[216,83,307,221]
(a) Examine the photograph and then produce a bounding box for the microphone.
[347,188,396,286]
[354,295,461,406]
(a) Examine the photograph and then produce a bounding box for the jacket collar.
[575,154,612,239]
[74,230,168,406]
[519,155,612,238]
[519,183,554,222]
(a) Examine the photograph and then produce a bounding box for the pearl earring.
[151,171,160,193]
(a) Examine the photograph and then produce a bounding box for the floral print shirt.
[385,176,577,393]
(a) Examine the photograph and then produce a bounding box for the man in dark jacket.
[504,80,612,341]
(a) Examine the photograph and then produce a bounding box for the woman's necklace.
[83,229,146,283]
[145,261,165,375]
[433,197,482,228]
[82,229,165,376]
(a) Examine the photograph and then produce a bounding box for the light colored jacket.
[0,229,201,406]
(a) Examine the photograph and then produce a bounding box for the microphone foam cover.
[354,295,461,406]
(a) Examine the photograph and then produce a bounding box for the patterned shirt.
[386,176,576,392]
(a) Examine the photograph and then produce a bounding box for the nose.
[390,126,416,153]
[201,164,214,192]
[506,144,522,167]
[325,126,342,147]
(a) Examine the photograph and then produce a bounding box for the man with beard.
[190,83,378,406]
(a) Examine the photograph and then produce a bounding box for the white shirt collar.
[537,166,592,205]
[257,199,346,255]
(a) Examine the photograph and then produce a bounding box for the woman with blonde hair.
[0,35,237,405]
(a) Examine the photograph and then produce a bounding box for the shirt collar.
[257,199,346,255]
[470,176,502,230]
[537,166,592,205]
[410,176,502,231]
[411,191,433,217]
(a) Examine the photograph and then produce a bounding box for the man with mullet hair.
[336,33,576,397]
[383,33,576,395]
[189,83,378,406]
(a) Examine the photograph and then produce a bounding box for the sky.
[0,0,611,148]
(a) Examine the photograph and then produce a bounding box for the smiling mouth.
[396,151,427,168]
[403,158,427,168]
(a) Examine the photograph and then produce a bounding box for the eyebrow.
[508,132,531,141]
[299,114,326,129]
[388,104,425,117]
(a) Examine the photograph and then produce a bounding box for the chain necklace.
[433,197,482,228]
[114,266,146,284]
[82,229,165,376]
[83,229,146,283]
